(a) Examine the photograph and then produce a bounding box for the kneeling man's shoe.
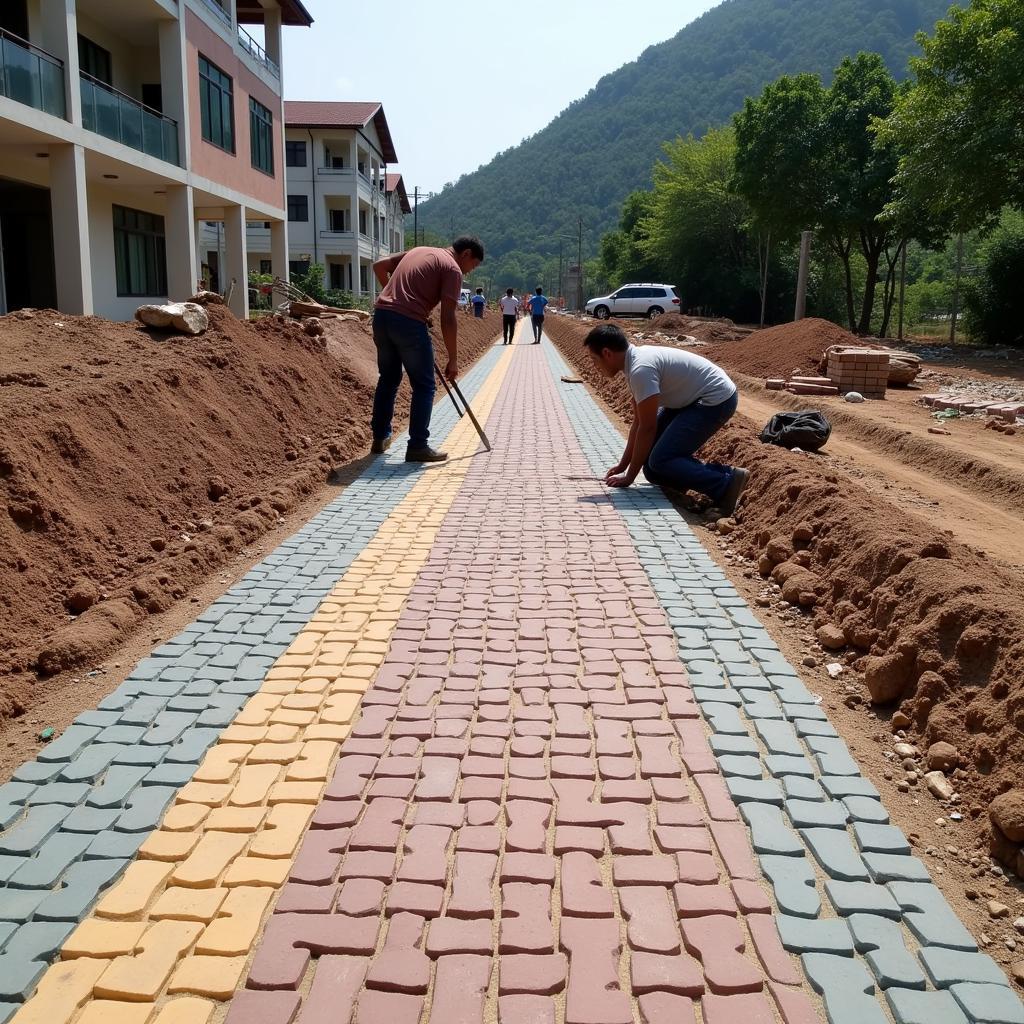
[406,446,448,463]
[370,435,392,455]
[718,467,749,514]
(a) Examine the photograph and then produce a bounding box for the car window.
[671,287,680,298]
[617,288,640,298]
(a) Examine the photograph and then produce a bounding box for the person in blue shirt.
[471,287,486,318]
[527,287,548,343]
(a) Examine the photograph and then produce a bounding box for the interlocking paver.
[5,337,1022,1024]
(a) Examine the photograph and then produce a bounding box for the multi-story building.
[244,101,406,301]
[0,0,312,321]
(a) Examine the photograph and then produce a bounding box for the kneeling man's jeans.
[643,391,738,501]
[371,308,435,450]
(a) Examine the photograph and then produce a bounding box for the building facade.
[240,101,406,301]
[0,0,312,321]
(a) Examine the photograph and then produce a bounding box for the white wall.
[87,183,170,319]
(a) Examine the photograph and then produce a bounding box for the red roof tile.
[284,101,397,163]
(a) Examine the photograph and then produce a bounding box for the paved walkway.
[1,321,1022,1024]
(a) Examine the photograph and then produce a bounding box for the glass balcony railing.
[0,27,66,118]
[80,72,180,166]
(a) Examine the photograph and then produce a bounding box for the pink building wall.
[185,10,284,210]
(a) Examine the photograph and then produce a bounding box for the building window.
[113,205,167,297]
[330,263,344,290]
[285,141,307,167]
[78,35,112,85]
[287,195,308,222]
[249,97,274,174]
[259,259,272,275]
[289,259,310,277]
[329,209,346,232]
[359,209,367,235]
[199,55,234,152]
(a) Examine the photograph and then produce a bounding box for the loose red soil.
[544,313,1024,874]
[0,305,499,721]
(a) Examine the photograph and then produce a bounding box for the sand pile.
[544,312,1024,866]
[702,317,860,379]
[0,305,500,717]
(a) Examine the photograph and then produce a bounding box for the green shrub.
[963,219,1024,348]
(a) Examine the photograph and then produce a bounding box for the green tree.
[735,53,941,334]
[598,191,661,285]
[878,0,1024,230]
[963,211,1024,347]
[644,127,766,318]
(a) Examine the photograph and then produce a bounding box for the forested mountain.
[415,0,952,285]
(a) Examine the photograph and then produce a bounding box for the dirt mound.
[702,317,860,379]
[544,313,1024,866]
[0,305,500,718]
[647,313,746,344]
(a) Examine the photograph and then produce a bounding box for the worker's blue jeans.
[643,391,738,501]
[371,308,435,450]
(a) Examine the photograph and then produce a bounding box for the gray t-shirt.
[624,344,736,409]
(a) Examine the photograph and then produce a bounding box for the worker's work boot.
[718,467,749,515]
[370,434,392,455]
[405,446,448,463]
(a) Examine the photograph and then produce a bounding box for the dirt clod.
[990,791,1024,844]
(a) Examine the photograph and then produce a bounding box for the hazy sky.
[282,0,722,194]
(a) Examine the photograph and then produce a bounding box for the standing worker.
[584,323,749,511]
[369,235,485,463]
[527,286,548,344]
[471,287,486,318]
[499,288,520,345]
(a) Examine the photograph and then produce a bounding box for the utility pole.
[412,186,418,251]
[897,240,908,342]
[794,230,812,321]
[950,232,964,344]
[759,230,771,329]
[577,217,584,312]
[558,241,563,306]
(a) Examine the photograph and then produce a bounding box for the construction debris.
[272,277,370,322]
[826,348,889,399]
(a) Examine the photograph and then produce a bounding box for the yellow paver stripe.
[12,343,513,1024]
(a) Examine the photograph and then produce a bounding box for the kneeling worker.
[370,235,484,463]
[584,323,749,512]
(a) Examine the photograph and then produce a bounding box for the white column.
[49,144,92,315]
[165,185,197,300]
[224,204,249,318]
[264,8,283,69]
[271,220,288,282]
[158,16,190,168]
[38,0,80,124]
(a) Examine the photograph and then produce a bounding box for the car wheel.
[647,306,664,319]
[594,306,610,320]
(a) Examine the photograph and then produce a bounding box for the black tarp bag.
[758,410,831,451]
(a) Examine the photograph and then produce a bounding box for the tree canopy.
[878,0,1024,230]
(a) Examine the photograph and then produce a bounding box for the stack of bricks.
[921,394,1024,422]
[772,375,838,396]
[826,349,889,399]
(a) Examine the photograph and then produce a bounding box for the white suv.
[586,283,680,320]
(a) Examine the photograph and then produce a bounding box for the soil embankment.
[544,313,1024,872]
[0,305,500,719]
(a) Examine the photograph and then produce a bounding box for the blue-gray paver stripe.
[540,331,1022,1023]
[0,340,507,1019]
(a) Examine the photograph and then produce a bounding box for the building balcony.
[238,24,279,79]
[80,72,180,166]
[0,27,65,119]
[200,0,233,28]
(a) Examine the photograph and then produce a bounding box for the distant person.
[370,235,485,463]
[527,286,548,344]
[499,288,520,345]
[584,322,749,512]
[471,287,486,318]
